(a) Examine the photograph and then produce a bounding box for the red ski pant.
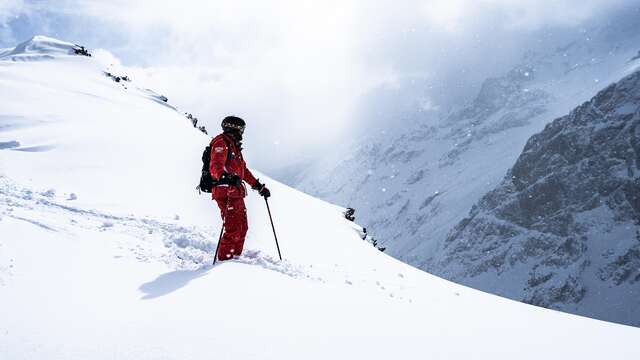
[213,188,248,261]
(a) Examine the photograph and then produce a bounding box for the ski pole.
[212,198,230,265]
[264,197,282,260]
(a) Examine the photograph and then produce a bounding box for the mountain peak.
[0,35,89,61]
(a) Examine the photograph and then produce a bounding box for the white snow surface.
[1,36,639,359]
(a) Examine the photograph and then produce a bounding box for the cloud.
[0,0,25,21]
[0,0,26,44]
[345,0,635,127]
[481,0,629,30]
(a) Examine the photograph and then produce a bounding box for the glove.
[252,179,271,198]
[259,186,271,198]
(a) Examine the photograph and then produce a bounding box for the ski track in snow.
[0,176,286,271]
[0,175,410,298]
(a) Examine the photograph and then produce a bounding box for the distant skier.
[209,116,270,261]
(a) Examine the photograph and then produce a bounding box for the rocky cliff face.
[436,69,640,326]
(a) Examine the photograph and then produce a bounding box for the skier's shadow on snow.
[139,267,210,300]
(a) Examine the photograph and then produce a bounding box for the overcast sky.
[0,0,634,173]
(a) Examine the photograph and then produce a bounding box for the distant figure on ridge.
[209,116,270,261]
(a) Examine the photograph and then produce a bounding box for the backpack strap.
[220,134,235,161]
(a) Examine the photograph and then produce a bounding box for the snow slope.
[1,36,639,359]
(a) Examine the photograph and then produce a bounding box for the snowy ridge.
[0,35,81,61]
[1,36,640,359]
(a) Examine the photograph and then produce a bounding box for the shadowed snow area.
[139,268,210,299]
[1,36,639,360]
[0,141,20,149]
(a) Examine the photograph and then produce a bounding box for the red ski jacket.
[209,133,258,197]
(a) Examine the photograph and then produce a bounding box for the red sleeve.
[243,163,258,188]
[209,137,228,180]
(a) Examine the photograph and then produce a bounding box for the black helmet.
[221,116,246,134]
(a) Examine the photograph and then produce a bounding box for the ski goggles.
[222,122,245,134]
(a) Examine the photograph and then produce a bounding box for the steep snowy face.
[437,69,640,327]
[295,11,640,271]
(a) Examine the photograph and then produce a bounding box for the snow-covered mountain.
[2,36,640,359]
[295,11,640,273]
[0,35,82,61]
[436,68,640,327]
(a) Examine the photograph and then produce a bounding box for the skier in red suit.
[209,116,270,261]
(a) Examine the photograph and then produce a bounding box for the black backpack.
[196,136,233,194]
[197,145,214,193]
